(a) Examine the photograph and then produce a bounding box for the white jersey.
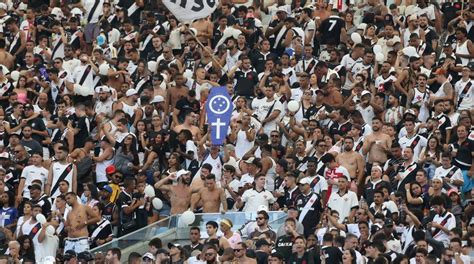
[454,78,474,110]
[241,188,276,212]
[411,87,430,122]
[50,162,74,198]
[433,165,464,190]
[235,129,254,160]
[20,165,48,199]
[201,153,223,181]
[121,102,140,117]
[95,99,114,117]
[95,149,115,183]
[455,40,471,66]
[265,158,277,192]
[398,134,427,162]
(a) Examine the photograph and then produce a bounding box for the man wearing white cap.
[94,86,114,118]
[113,88,143,129]
[154,170,192,215]
[0,3,10,36]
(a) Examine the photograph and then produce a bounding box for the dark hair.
[148,237,162,248]
[206,221,218,228]
[201,163,213,171]
[430,195,445,206]
[108,248,122,259]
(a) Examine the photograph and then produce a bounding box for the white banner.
[162,0,218,22]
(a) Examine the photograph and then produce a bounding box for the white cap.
[432,176,443,182]
[357,23,367,31]
[95,86,111,93]
[258,205,268,212]
[0,152,10,159]
[51,7,64,20]
[176,169,190,178]
[244,157,255,164]
[150,95,164,104]
[125,89,138,97]
[0,3,7,10]
[361,90,371,97]
[70,7,83,16]
[142,252,156,261]
[276,6,289,15]
[298,177,312,185]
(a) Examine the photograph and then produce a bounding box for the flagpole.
[186,28,225,70]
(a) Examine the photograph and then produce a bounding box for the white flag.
[162,0,218,22]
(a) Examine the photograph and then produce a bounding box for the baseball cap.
[150,95,164,104]
[126,89,138,97]
[0,152,10,159]
[245,157,256,164]
[105,165,116,175]
[168,243,182,249]
[101,185,113,193]
[176,169,190,178]
[24,103,33,110]
[95,86,111,93]
[384,218,394,227]
[28,184,42,191]
[298,177,312,185]
[0,3,7,10]
[404,109,416,117]
[276,6,289,14]
[447,188,459,197]
[142,252,156,261]
[361,90,371,97]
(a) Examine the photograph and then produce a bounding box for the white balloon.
[99,64,109,76]
[287,100,300,112]
[45,225,55,236]
[144,185,155,197]
[147,61,157,73]
[375,53,384,62]
[351,33,362,44]
[152,198,163,210]
[10,71,20,82]
[74,83,91,96]
[36,214,47,225]
[181,210,195,225]
[402,47,417,58]
[373,45,382,54]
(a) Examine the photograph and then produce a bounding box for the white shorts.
[64,237,90,253]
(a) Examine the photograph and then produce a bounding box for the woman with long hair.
[18,235,35,261]
[164,152,181,176]
[115,133,140,177]
[13,75,30,104]
[405,182,429,213]
[135,120,148,165]
[0,191,17,230]
[342,249,357,264]
[15,201,34,238]
[363,24,378,47]
[419,136,443,179]
[345,12,357,36]
[383,93,405,126]
[131,60,150,91]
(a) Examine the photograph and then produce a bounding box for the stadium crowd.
[0,0,473,263]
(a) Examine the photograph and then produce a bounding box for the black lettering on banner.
[170,0,187,8]
[206,0,215,7]
[192,0,204,11]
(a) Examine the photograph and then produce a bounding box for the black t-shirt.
[27,117,47,145]
[452,139,474,170]
[320,246,342,264]
[116,191,134,224]
[175,97,200,123]
[69,115,89,148]
[441,2,462,29]
[35,15,53,39]
[234,69,258,96]
[117,0,142,25]
[275,235,294,261]
[318,16,345,45]
[31,194,52,216]
[89,218,113,248]
[295,192,322,237]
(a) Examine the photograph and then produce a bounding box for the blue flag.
[206,86,233,146]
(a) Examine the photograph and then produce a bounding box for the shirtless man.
[362,117,392,171]
[191,18,213,46]
[112,89,143,128]
[0,39,14,69]
[155,170,192,215]
[190,174,227,213]
[164,73,189,120]
[173,111,200,140]
[64,192,100,253]
[336,137,365,194]
[190,163,212,206]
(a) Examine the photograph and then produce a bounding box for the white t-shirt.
[398,134,427,162]
[33,229,59,263]
[252,98,283,134]
[20,165,49,199]
[327,190,359,223]
[434,166,464,189]
[241,189,276,212]
[432,211,456,247]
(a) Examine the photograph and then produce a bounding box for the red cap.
[106,165,116,175]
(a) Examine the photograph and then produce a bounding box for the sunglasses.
[234,248,244,252]
[256,217,265,220]
[205,253,215,257]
